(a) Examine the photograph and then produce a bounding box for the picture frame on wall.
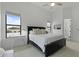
[54,24,61,30]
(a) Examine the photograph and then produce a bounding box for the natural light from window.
[6,13,21,38]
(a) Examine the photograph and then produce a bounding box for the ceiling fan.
[43,2,63,7]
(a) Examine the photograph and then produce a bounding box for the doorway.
[64,19,72,40]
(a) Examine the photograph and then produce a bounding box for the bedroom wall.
[71,5,79,42]
[63,7,72,19]
[63,4,79,42]
[1,2,52,49]
[52,6,63,34]
[0,3,1,47]
[63,7,72,40]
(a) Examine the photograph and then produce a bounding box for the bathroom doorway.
[64,19,72,40]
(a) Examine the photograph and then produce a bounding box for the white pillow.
[30,31,35,34]
[40,29,46,34]
[30,29,47,35]
[30,29,39,34]
[33,29,39,34]
[37,29,42,34]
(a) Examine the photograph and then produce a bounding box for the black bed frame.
[27,26,66,57]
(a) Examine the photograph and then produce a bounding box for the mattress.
[29,33,64,52]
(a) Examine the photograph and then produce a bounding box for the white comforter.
[29,33,64,52]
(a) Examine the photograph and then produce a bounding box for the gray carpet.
[13,44,79,57]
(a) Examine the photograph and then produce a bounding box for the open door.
[64,19,71,40]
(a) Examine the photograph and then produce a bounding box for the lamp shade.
[47,22,51,27]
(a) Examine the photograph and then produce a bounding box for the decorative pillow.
[30,31,34,34]
[33,29,39,34]
[30,29,47,35]
[40,29,46,34]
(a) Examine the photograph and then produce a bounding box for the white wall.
[52,6,63,34]
[63,4,79,42]
[0,3,1,47]
[71,5,79,41]
[1,2,52,39]
[1,2,52,49]
[63,7,72,40]
[63,7,72,19]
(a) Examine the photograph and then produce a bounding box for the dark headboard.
[27,26,45,44]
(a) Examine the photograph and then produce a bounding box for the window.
[5,12,21,38]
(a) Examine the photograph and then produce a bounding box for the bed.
[27,26,66,57]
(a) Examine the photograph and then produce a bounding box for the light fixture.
[47,22,51,27]
[50,2,55,6]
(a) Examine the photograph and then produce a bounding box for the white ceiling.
[32,2,79,12]
[2,2,79,12]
